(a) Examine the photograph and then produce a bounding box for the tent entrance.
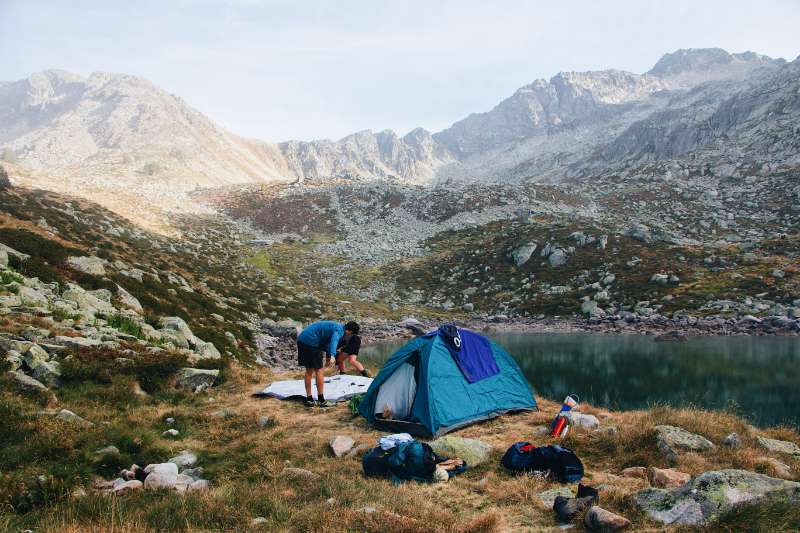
[374,351,419,421]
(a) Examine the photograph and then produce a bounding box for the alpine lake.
[360,332,800,428]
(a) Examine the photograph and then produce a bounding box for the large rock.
[52,336,102,349]
[548,248,568,267]
[510,242,537,267]
[144,462,179,476]
[67,256,107,276]
[160,316,198,348]
[7,370,48,392]
[636,469,800,526]
[175,368,218,392]
[756,436,800,457]
[61,288,115,318]
[624,224,652,243]
[18,286,48,307]
[329,436,355,458]
[193,340,221,359]
[654,425,715,462]
[116,285,143,313]
[430,436,492,466]
[581,299,606,318]
[22,344,50,370]
[566,411,600,430]
[584,506,631,531]
[32,360,61,387]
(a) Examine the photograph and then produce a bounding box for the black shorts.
[297,340,324,369]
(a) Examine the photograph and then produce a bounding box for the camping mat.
[254,375,373,402]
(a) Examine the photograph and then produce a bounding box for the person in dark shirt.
[336,321,369,377]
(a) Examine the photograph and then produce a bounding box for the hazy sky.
[2,1,798,141]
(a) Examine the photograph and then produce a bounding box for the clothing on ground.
[298,320,344,356]
[379,433,414,450]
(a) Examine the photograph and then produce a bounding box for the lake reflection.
[360,332,800,428]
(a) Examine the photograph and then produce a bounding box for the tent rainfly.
[359,325,536,437]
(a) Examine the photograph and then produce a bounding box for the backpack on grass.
[501,442,584,483]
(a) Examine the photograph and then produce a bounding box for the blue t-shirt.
[297,321,344,356]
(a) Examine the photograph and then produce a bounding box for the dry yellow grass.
[2,362,799,532]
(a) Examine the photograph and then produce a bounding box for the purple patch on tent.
[427,326,499,383]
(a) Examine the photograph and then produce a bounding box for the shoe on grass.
[304,399,316,407]
[317,400,334,408]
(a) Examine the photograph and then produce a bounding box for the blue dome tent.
[359,326,537,438]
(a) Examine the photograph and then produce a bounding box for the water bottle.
[549,394,580,438]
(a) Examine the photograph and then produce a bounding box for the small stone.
[584,506,631,531]
[648,467,691,488]
[112,480,143,494]
[251,517,268,526]
[55,409,93,426]
[280,467,320,481]
[94,445,120,456]
[168,450,197,469]
[621,467,647,479]
[329,435,355,457]
[722,433,741,448]
[162,429,180,437]
[166,417,175,425]
[566,412,600,430]
[325,497,336,506]
[258,415,276,428]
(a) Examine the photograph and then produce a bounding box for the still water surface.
[360,332,800,428]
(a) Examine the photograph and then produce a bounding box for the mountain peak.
[647,48,775,77]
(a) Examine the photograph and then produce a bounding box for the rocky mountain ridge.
[2,48,795,210]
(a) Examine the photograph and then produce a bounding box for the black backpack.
[501,442,584,483]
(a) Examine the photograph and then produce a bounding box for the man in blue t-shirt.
[297,320,360,406]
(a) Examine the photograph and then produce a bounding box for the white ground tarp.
[254,375,373,403]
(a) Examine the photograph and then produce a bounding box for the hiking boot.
[317,400,334,408]
[553,495,594,522]
[360,370,371,378]
[304,398,316,407]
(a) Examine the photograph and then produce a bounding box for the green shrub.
[0,270,23,285]
[106,314,143,339]
[60,348,188,394]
